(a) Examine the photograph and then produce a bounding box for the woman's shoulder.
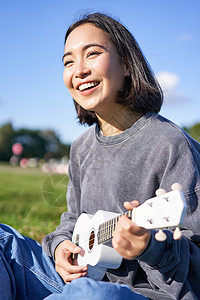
[149,114,195,142]
[148,113,200,155]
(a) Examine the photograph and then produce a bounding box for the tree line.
[0,123,71,162]
[183,123,200,143]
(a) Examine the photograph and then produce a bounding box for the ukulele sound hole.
[89,230,95,251]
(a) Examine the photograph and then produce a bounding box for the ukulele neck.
[97,210,133,244]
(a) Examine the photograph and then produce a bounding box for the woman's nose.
[75,61,91,78]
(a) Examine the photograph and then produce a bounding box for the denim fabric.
[0,224,64,300]
[0,224,148,300]
[45,277,149,300]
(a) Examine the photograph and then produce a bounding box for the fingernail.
[81,272,87,276]
[82,267,88,271]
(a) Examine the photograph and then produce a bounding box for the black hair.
[64,12,163,126]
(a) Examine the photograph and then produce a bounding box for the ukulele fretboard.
[97,210,133,244]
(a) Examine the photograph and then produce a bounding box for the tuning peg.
[171,183,182,191]
[155,188,166,196]
[173,227,182,240]
[155,230,167,241]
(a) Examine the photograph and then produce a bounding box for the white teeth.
[79,82,98,91]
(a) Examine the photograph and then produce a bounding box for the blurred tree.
[14,129,47,158]
[0,123,71,162]
[41,130,70,158]
[0,123,15,161]
[183,123,200,143]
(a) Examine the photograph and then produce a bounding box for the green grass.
[0,163,68,243]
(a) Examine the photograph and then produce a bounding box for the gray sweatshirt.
[43,113,200,299]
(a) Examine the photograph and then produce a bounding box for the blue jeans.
[45,278,149,300]
[0,224,149,300]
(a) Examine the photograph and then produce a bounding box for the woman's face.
[63,23,129,116]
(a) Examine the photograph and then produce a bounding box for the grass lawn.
[0,163,68,243]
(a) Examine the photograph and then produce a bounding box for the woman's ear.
[123,60,130,77]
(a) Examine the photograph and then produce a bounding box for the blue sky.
[0,0,199,144]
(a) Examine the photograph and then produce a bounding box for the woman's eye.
[64,60,73,67]
[87,51,100,58]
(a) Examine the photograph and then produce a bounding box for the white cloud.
[156,71,179,91]
[156,71,188,105]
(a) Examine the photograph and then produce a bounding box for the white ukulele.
[72,183,187,281]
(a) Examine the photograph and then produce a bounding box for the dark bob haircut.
[64,12,163,126]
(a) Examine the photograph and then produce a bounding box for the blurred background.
[1,0,200,146]
[0,0,199,240]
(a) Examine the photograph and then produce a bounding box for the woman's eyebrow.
[62,43,107,61]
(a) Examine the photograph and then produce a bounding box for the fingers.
[54,240,88,283]
[116,216,147,238]
[56,257,88,283]
[123,200,139,210]
[112,216,151,260]
[56,263,88,283]
[58,239,81,255]
[112,234,133,260]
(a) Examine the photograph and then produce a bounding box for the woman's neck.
[96,106,143,136]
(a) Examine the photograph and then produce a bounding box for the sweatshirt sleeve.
[42,144,81,257]
[136,128,200,299]
[137,224,200,299]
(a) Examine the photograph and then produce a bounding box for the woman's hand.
[112,201,151,260]
[54,240,88,283]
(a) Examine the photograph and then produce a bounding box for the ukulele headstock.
[132,183,187,240]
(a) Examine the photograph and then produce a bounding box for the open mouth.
[78,81,99,92]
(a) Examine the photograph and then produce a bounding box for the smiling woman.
[1,12,200,300]
[62,23,130,131]
[62,13,162,128]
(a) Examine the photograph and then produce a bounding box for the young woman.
[0,12,200,300]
